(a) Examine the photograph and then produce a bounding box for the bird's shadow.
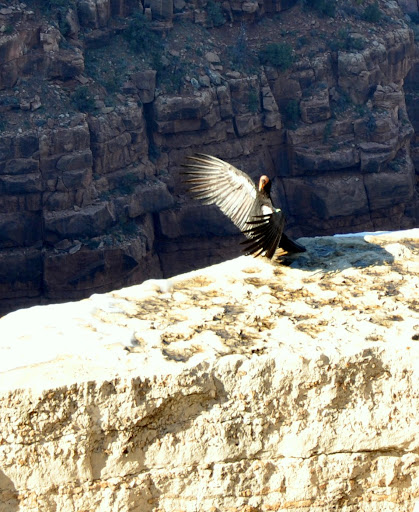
[275,235,396,274]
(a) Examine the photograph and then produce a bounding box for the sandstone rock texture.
[0,230,418,511]
[0,0,418,313]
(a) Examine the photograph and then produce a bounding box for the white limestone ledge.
[0,230,418,512]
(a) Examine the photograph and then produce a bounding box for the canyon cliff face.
[0,231,418,511]
[0,0,418,312]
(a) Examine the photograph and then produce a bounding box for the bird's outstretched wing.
[241,209,285,259]
[181,153,257,232]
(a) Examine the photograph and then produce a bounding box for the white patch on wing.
[261,205,273,216]
[230,168,257,199]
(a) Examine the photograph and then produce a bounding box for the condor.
[182,154,305,259]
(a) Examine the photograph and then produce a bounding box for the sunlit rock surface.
[0,230,418,512]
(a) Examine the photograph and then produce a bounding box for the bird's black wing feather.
[181,154,257,232]
[241,210,285,259]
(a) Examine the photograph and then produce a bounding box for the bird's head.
[258,175,271,196]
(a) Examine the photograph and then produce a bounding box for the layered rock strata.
[0,0,418,312]
[0,230,418,511]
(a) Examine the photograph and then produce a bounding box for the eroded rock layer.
[0,231,418,511]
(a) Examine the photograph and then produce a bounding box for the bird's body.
[181,153,305,259]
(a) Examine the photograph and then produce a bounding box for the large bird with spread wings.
[182,154,305,259]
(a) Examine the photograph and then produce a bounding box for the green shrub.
[362,2,382,22]
[58,16,72,37]
[259,42,294,71]
[124,12,163,71]
[121,219,138,236]
[248,89,259,113]
[124,12,162,53]
[331,89,352,116]
[71,86,96,112]
[296,36,309,49]
[158,56,188,93]
[206,0,226,27]
[328,28,366,52]
[118,173,139,195]
[348,36,366,50]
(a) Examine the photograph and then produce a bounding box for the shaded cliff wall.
[0,0,418,314]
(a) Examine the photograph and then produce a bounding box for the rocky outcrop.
[0,0,418,313]
[0,109,170,312]
[0,230,418,511]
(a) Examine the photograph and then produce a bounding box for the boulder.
[153,91,215,123]
[299,86,331,124]
[61,168,92,189]
[39,121,91,162]
[40,27,61,52]
[292,146,360,173]
[0,158,39,176]
[205,51,220,64]
[44,48,85,80]
[131,70,157,103]
[77,0,111,28]
[0,232,419,511]
[233,112,263,136]
[216,85,233,119]
[153,90,221,133]
[56,149,93,173]
[338,52,371,104]
[0,173,42,195]
[364,162,415,210]
[359,141,399,173]
[373,83,405,111]
[228,77,260,115]
[283,174,369,220]
[88,107,148,174]
[44,203,115,242]
[126,180,174,218]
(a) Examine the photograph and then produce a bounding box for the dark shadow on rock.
[0,469,18,512]
[275,235,396,273]
[159,231,398,281]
